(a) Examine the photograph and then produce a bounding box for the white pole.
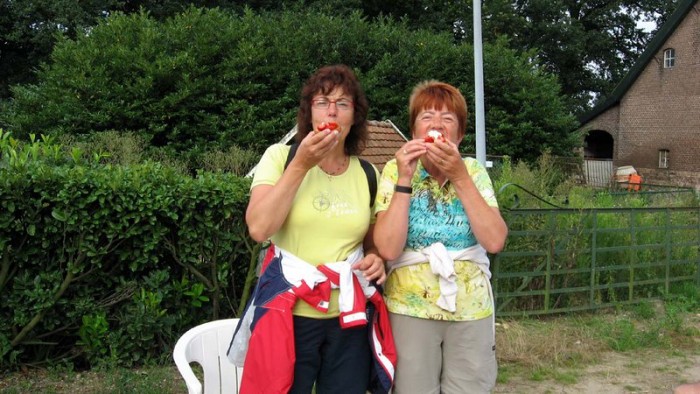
[473,0,486,165]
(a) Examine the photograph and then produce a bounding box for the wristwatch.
[394,185,413,194]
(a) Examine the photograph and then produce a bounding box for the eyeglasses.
[311,98,353,111]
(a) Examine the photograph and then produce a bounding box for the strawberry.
[316,122,339,132]
[425,130,444,143]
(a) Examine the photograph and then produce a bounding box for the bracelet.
[394,184,413,194]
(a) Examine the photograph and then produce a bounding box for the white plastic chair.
[173,318,243,394]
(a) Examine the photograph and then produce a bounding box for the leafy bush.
[0,132,253,369]
[1,7,580,165]
[493,151,579,209]
[58,131,146,166]
[198,144,259,176]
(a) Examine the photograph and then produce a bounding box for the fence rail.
[492,206,700,317]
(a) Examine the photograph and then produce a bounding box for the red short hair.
[409,80,468,136]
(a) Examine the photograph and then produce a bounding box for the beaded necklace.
[319,155,349,177]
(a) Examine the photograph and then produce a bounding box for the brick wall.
[636,167,700,191]
[581,107,619,141]
[582,2,700,189]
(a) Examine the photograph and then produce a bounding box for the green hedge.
[0,133,254,368]
[2,7,579,164]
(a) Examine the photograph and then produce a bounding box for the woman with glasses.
[373,80,508,393]
[240,65,393,393]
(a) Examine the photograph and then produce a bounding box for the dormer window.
[658,149,669,169]
[664,48,675,68]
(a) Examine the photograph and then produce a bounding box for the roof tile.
[361,120,409,171]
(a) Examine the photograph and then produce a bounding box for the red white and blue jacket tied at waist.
[388,242,491,313]
[227,244,397,394]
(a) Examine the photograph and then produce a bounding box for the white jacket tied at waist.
[388,243,491,312]
[275,245,374,316]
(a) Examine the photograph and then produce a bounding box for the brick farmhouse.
[578,0,699,189]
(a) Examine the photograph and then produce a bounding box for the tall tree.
[479,0,681,114]
[350,0,680,114]
[0,0,119,98]
[1,8,578,163]
[277,0,680,114]
[0,0,240,100]
[1,0,682,116]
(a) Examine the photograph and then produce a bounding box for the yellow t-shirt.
[251,144,378,318]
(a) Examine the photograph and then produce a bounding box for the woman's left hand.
[353,253,386,285]
[424,139,468,182]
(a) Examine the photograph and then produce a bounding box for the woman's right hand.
[294,128,340,169]
[396,139,427,182]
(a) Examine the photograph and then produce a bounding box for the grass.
[494,297,700,387]
[1,298,698,393]
[0,366,185,394]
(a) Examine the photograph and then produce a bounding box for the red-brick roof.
[361,120,409,172]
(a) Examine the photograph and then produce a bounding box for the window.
[658,149,669,168]
[664,48,675,68]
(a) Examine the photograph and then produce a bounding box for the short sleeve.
[250,144,291,189]
[374,159,399,214]
[465,157,498,208]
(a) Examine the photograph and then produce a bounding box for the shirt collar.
[416,159,431,182]
[416,159,450,189]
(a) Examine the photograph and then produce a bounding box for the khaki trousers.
[389,313,497,394]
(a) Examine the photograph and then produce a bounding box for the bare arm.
[373,139,427,261]
[425,141,508,253]
[352,225,386,285]
[246,166,306,242]
[246,130,340,242]
[452,180,508,253]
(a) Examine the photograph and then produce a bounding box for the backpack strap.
[284,143,377,208]
[358,158,377,208]
[284,143,299,170]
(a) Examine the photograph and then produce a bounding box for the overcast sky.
[636,20,656,32]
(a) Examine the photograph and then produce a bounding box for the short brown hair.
[408,80,468,136]
[295,65,369,155]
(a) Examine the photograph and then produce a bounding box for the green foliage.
[599,293,699,352]
[493,152,579,209]
[632,301,656,320]
[198,145,259,176]
[78,312,111,366]
[664,282,700,313]
[0,130,66,169]
[480,0,676,114]
[491,152,699,316]
[603,318,666,351]
[0,0,122,99]
[58,131,146,166]
[0,0,680,120]
[1,7,580,165]
[478,38,582,161]
[0,133,253,369]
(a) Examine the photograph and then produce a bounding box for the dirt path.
[494,350,700,393]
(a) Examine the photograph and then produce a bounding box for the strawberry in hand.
[317,122,339,132]
[424,130,444,143]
